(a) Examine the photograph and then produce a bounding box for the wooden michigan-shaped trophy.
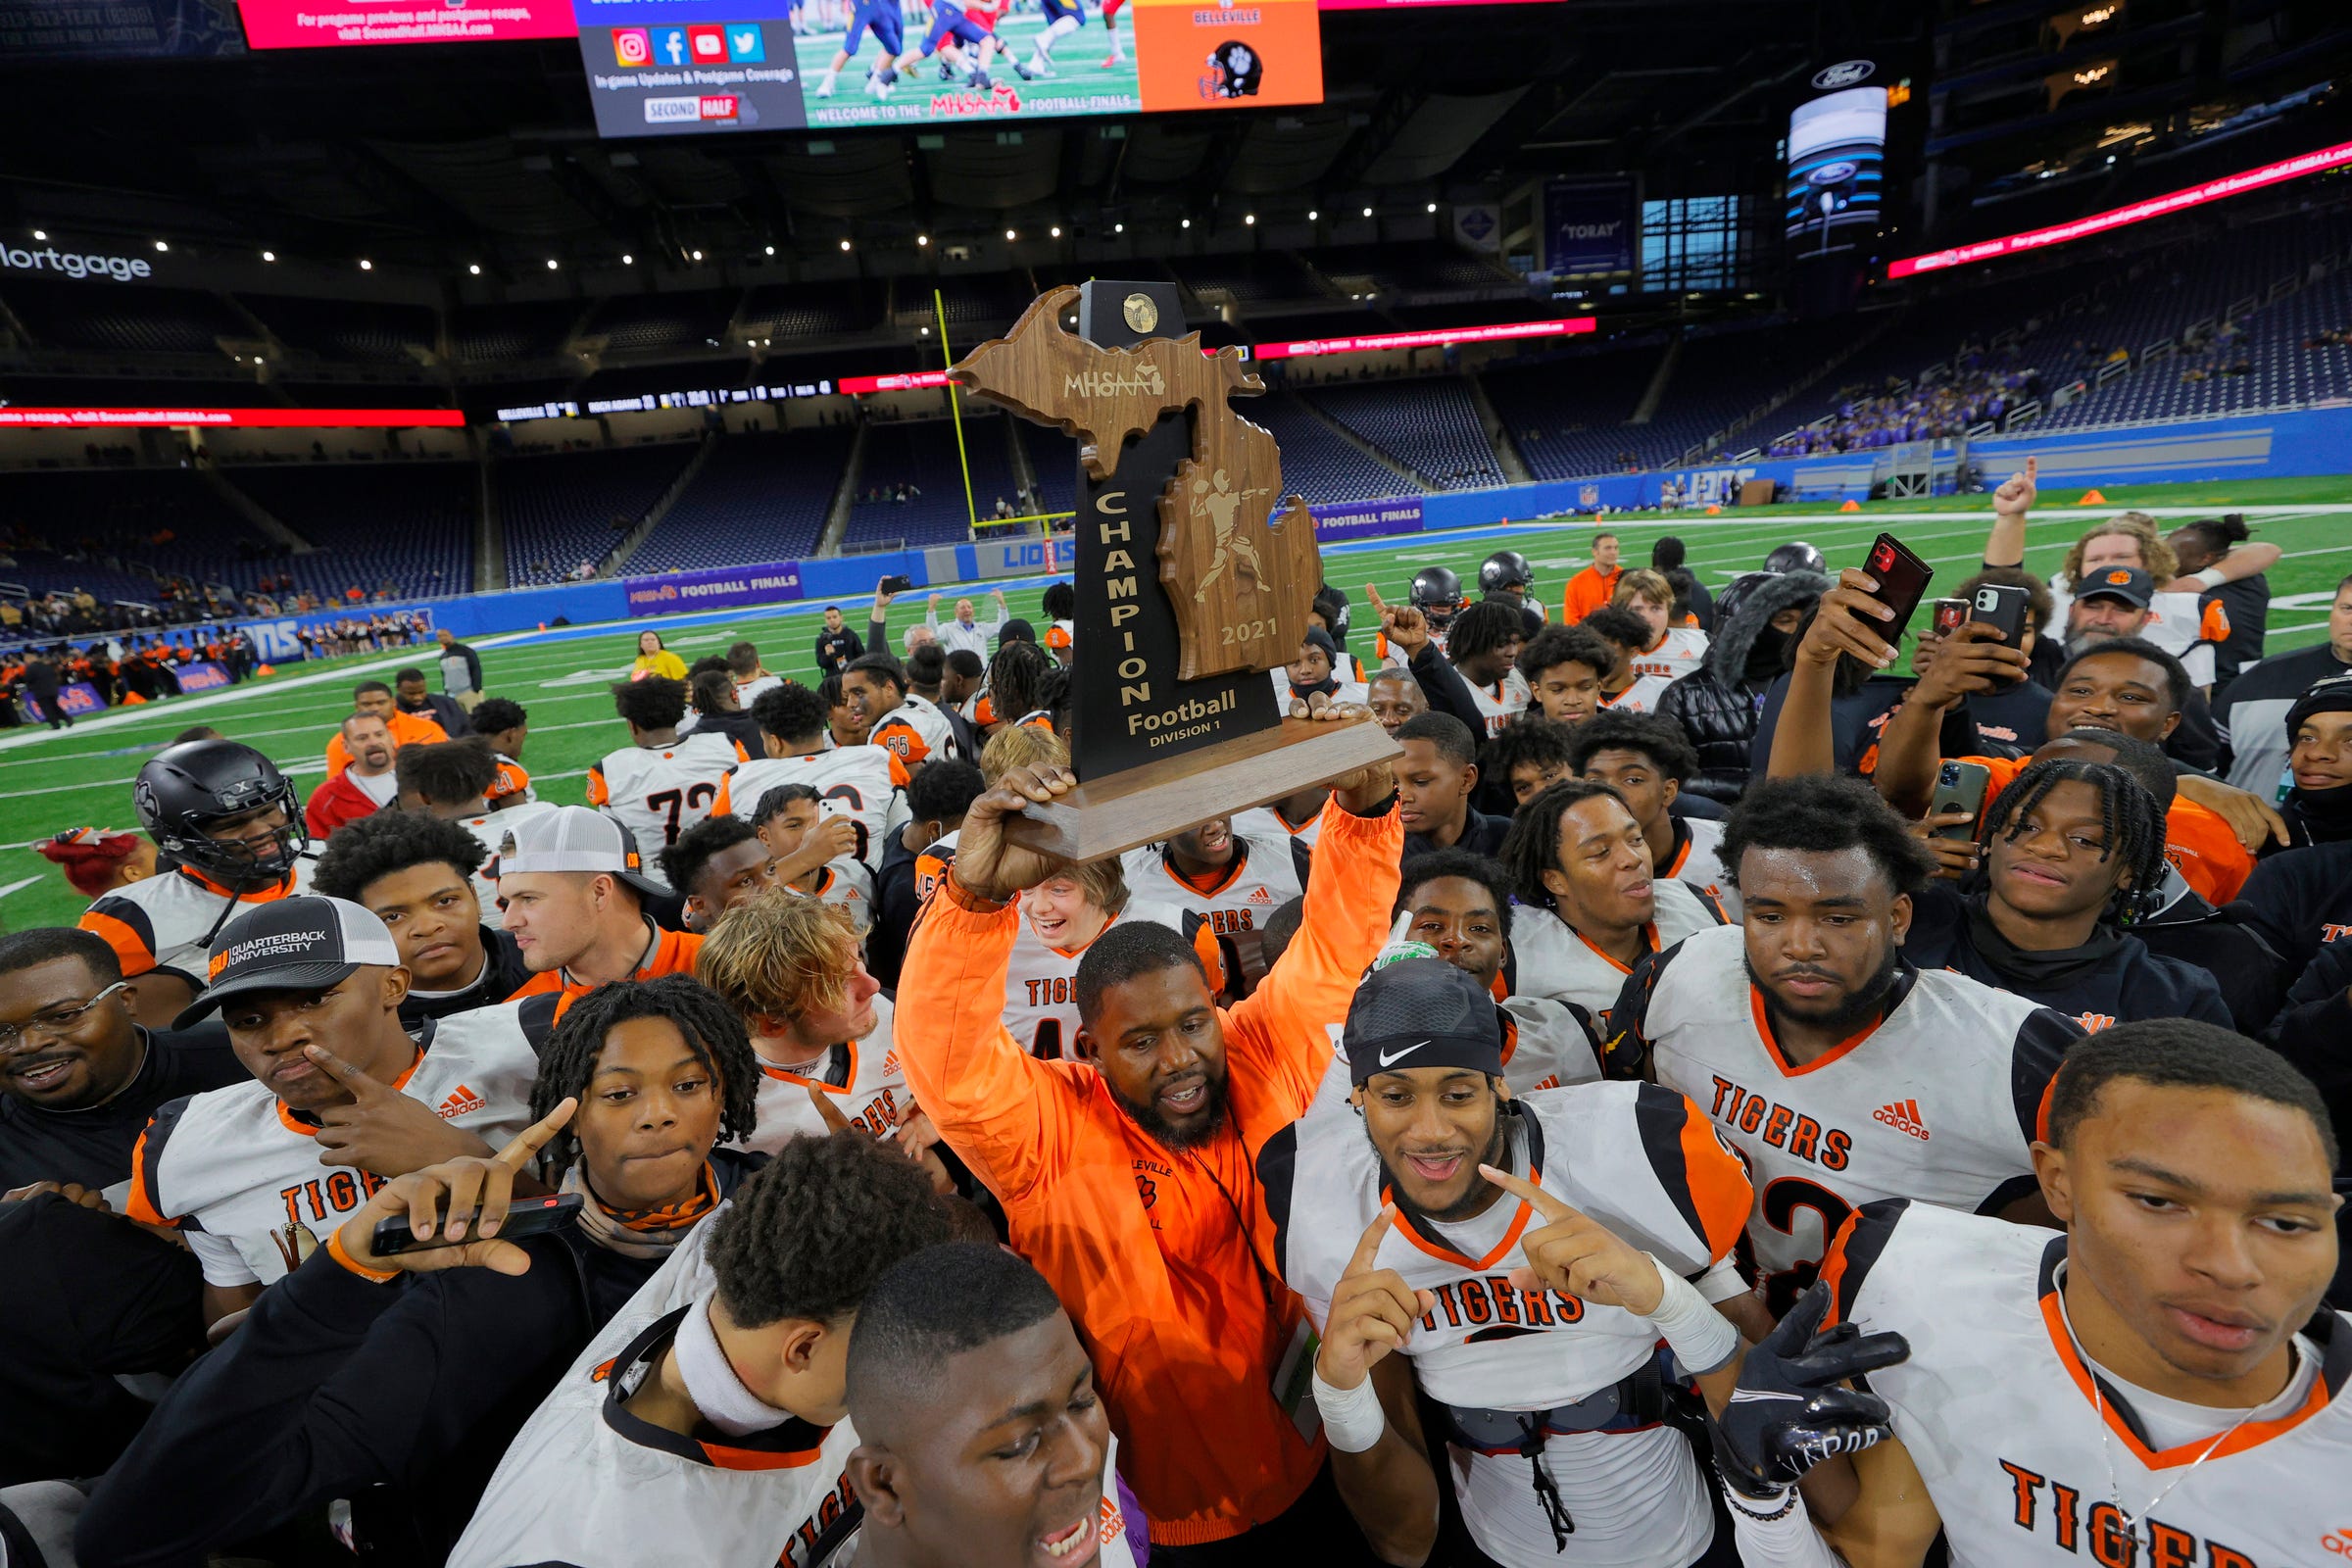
[949,280,1398,859]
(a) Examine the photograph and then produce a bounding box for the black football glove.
[1709,1280,1911,1498]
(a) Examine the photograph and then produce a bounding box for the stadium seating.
[216,462,475,599]
[626,427,855,573]
[843,416,1019,548]
[1017,419,1077,517]
[241,295,438,366]
[0,468,265,601]
[1173,254,1329,306]
[1479,342,1669,480]
[739,282,884,341]
[452,300,588,364]
[1306,377,1503,489]
[583,292,739,356]
[1250,394,1410,506]
[497,444,700,585]
[3,280,248,356]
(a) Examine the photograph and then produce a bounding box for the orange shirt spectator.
[1560,532,1624,623]
[899,789,1401,1548]
[1966,753,2252,905]
[324,709,446,776]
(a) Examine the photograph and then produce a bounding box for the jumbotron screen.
[237,0,574,46]
[1784,60,1886,255]
[574,0,1323,137]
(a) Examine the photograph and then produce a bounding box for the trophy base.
[1001,716,1402,863]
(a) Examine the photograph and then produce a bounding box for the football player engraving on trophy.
[947,280,1396,860]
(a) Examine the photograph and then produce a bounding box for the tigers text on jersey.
[1260,1085,1751,1568]
[1468,669,1532,738]
[80,858,317,989]
[1507,880,1725,1026]
[831,1431,1141,1568]
[449,1219,863,1568]
[1627,627,1708,684]
[1003,900,1196,1060]
[125,1004,539,1288]
[1119,834,1309,938]
[868,693,959,766]
[1310,992,1604,1117]
[714,747,908,876]
[1615,925,2081,1315]
[732,1001,909,1154]
[1820,1199,2352,1568]
[588,732,745,886]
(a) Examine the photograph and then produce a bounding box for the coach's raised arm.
[894,721,1401,1556]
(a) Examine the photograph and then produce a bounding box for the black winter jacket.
[1653,569,1829,803]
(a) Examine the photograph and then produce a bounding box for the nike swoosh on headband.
[1377,1039,1435,1067]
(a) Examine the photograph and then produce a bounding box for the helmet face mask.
[134,742,308,890]
[1763,542,1827,576]
[1479,551,1534,595]
[1411,566,1466,633]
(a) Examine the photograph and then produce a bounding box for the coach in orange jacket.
[899,727,1400,1557]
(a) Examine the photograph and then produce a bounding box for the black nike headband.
[1344,953,1504,1087]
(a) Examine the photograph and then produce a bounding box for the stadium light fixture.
[840,238,852,251]
[1307,210,1318,220]
[154,240,169,252]
[692,249,704,261]
[621,254,633,265]
[921,325,931,335]
[261,250,275,262]
[30,229,44,241]
[468,264,482,275]
[1113,222,1123,233]
[917,233,930,245]
[1005,228,1017,240]
[359,259,372,270]
[1181,218,1192,228]
[1362,206,1373,218]
[546,259,559,270]
[1051,224,1062,237]
[1245,214,1255,224]
[1426,202,1437,214]
[766,244,777,255]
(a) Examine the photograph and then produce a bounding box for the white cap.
[495,806,667,900]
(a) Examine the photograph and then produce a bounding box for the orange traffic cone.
[122,691,147,705]
[257,663,275,677]
[1704,504,1722,515]
[1839,499,1862,513]
[2076,489,2107,505]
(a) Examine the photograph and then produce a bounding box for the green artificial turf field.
[4,475,2346,934]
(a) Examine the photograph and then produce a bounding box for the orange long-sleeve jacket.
[898,797,1402,1546]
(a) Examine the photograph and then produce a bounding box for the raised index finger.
[1363,584,1389,612]
[1476,1162,1576,1223]
[303,1043,385,1095]
[493,1097,576,1169]
[1346,1202,1396,1275]
[2023,455,2036,484]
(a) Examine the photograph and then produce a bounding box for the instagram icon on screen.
[612,27,652,66]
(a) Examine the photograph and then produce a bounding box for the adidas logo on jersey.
[1873,1099,1930,1141]
[879,1050,899,1079]
[437,1084,486,1120]
[1248,886,1274,904]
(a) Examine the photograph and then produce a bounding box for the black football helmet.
[1410,565,1466,631]
[1479,550,1535,595]
[133,739,306,889]
[1763,542,1827,575]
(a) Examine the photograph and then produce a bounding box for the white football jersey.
[1231,800,1325,850]
[589,732,745,886]
[450,1219,863,1568]
[80,857,318,989]
[1619,924,2081,1315]
[798,860,874,930]
[1627,627,1708,684]
[1821,1198,2352,1568]
[715,747,908,875]
[734,673,782,707]
[1508,880,1726,1028]
[1661,816,1738,914]
[1262,1084,1750,1568]
[1468,669,1532,738]
[1310,992,1603,1117]
[1004,900,1197,1060]
[1601,674,1675,716]
[1120,834,1308,939]
[127,1004,539,1288]
[868,693,959,766]
[732,1000,909,1154]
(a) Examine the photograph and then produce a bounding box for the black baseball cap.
[2077,566,2155,611]
[1342,952,1502,1087]
[175,895,402,1029]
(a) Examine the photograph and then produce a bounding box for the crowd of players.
[1,459,2348,1568]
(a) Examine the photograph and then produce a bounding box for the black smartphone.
[1969,582,2030,649]
[371,1193,582,1256]
[1862,534,1935,641]
[878,574,915,595]
[1930,598,1970,638]
[1929,760,1993,841]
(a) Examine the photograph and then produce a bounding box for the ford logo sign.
[1812,60,1874,89]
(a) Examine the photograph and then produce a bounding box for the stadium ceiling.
[0,0,1885,275]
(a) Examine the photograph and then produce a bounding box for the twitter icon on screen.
[725,23,763,62]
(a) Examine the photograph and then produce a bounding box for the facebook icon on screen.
[653,26,688,65]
